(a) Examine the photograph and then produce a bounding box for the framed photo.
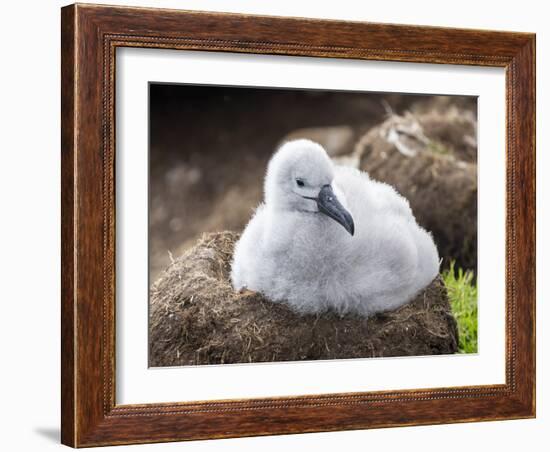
[61,4,535,447]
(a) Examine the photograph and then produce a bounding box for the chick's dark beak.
[317,184,355,236]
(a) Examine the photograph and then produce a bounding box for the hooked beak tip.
[317,184,355,237]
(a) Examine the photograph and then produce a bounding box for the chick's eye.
[295,179,305,187]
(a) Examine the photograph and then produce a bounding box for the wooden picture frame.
[61,3,535,447]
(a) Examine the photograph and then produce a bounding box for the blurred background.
[149,84,478,352]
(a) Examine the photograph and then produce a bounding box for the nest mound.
[354,109,477,271]
[149,232,458,367]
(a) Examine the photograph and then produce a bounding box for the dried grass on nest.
[149,232,458,367]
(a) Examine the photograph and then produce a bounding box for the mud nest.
[354,109,477,272]
[149,232,458,367]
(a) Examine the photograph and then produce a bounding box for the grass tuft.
[427,140,450,155]
[442,261,478,353]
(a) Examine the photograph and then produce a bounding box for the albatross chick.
[230,139,439,316]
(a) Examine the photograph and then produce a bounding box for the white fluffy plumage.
[230,139,439,316]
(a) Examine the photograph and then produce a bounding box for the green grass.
[427,140,450,155]
[442,261,478,354]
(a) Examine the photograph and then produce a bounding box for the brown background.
[149,84,476,281]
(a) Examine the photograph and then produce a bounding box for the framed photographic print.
[61,3,536,447]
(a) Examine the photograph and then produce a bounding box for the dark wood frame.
[61,3,536,447]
